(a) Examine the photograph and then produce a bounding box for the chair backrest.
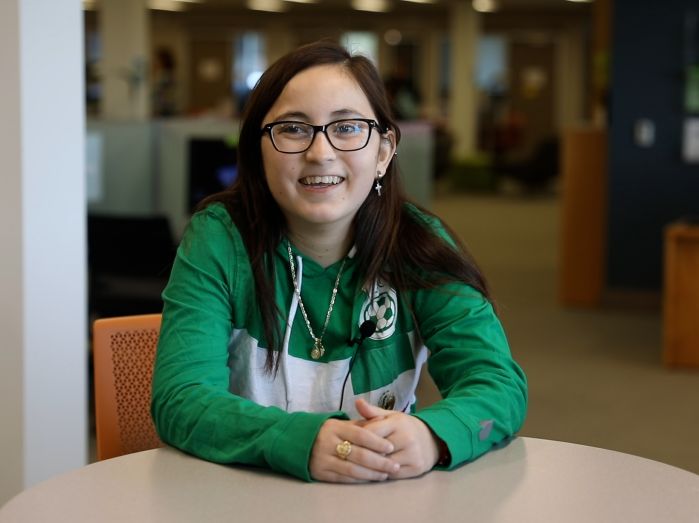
[93,314,163,460]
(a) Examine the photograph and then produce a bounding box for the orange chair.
[92,314,163,460]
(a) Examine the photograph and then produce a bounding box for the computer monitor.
[187,138,238,212]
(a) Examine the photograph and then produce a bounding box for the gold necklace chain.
[287,241,348,360]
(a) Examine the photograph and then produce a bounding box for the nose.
[305,129,336,161]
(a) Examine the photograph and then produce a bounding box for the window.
[233,32,266,114]
[341,32,379,65]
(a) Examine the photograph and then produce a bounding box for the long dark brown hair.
[200,40,491,372]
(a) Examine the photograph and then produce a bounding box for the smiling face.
[261,64,395,239]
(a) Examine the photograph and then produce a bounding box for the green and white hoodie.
[151,203,527,481]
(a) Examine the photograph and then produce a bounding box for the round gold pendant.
[311,342,324,360]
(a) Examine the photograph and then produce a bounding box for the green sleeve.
[411,283,528,469]
[150,206,346,481]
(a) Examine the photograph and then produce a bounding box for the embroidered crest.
[378,390,396,410]
[360,280,397,340]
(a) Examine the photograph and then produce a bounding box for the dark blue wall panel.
[609,0,699,290]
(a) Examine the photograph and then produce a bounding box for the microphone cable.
[338,320,377,411]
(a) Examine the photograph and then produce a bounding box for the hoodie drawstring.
[281,254,303,410]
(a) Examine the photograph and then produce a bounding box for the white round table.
[1,437,698,522]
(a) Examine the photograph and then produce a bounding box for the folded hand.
[309,417,400,483]
[355,398,440,479]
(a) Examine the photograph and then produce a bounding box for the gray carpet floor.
[417,188,699,474]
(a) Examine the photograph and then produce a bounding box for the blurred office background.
[2,0,699,506]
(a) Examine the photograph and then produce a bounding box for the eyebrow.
[272,108,366,122]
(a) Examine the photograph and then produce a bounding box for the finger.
[382,450,418,480]
[341,425,394,455]
[387,461,430,480]
[350,418,376,428]
[337,460,392,482]
[317,469,387,483]
[311,447,390,482]
[344,445,401,476]
[355,398,391,420]
[359,416,399,440]
[388,465,420,480]
[383,446,434,480]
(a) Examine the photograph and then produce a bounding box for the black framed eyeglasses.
[260,118,384,154]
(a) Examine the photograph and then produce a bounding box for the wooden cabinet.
[559,127,607,306]
[663,223,699,367]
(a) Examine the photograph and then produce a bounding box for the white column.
[449,0,480,160]
[0,0,23,505]
[0,0,87,505]
[101,0,151,119]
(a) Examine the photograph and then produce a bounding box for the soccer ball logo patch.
[361,281,397,340]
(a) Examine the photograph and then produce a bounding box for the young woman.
[151,40,527,483]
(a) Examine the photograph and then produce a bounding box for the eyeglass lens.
[270,120,373,153]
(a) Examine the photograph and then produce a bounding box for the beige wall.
[152,14,190,115]
[144,6,591,158]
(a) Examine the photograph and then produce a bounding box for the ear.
[376,129,397,175]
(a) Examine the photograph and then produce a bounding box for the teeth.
[301,176,343,185]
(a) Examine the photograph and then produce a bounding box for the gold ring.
[336,440,352,460]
